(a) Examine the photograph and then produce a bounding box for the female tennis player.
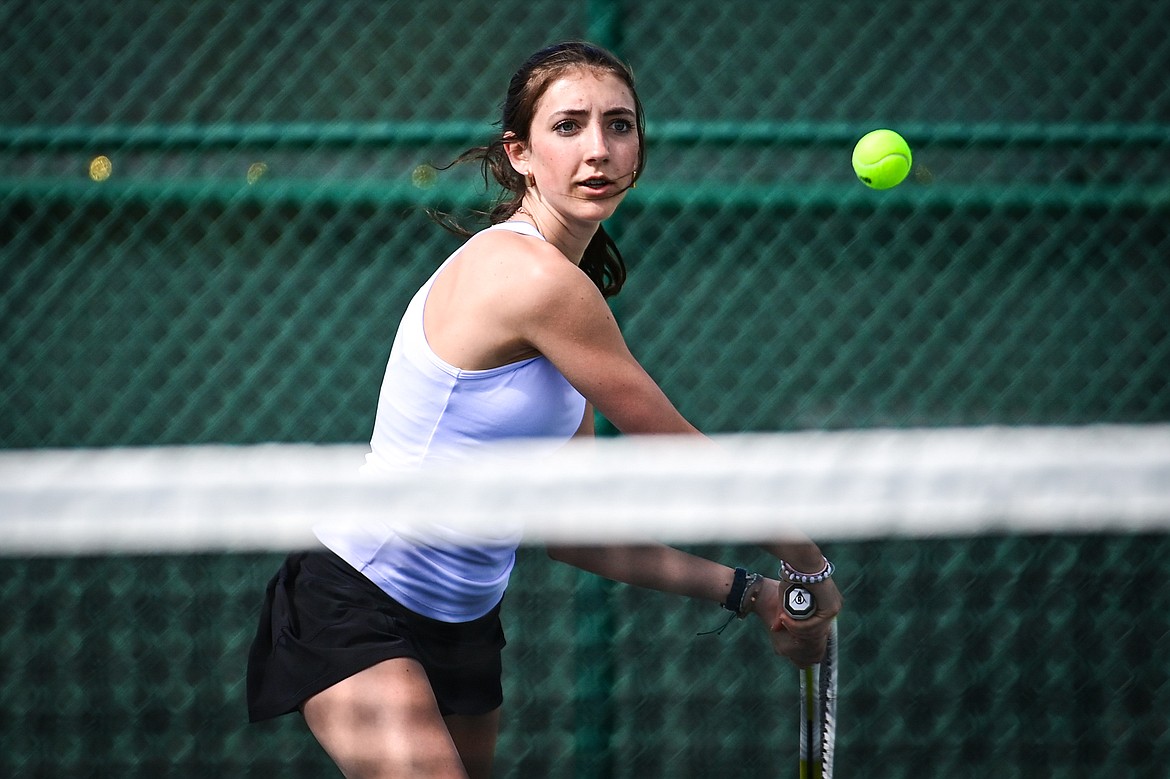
[247,40,842,779]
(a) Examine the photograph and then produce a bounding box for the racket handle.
[784,584,816,620]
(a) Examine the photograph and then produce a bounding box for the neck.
[513,203,597,266]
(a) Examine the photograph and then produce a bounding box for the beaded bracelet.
[779,556,835,585]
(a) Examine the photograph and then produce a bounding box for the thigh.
[302,657,467,779]
[444,709,501,779]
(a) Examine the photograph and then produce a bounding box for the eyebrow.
[550,107,636,119]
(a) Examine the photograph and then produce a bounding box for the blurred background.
[2,1,1167,776]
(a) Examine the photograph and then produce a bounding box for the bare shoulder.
[465,228,581,275]
[462,228,604,312]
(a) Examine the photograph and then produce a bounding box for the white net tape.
[3,424,1169,555]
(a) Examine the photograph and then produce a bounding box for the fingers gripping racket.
[785,585,838,779]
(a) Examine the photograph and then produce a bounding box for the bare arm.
[547,544,737,603]
[511,246,839,663]
[508,249,699,435]
[547,542,838,667]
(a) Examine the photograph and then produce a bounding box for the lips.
[577,177,621,196]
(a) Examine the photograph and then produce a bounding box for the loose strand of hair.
[427,139,526,238]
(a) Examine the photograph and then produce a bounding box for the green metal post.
[572,575,616,779]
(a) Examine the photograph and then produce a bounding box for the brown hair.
[434,41,645,298]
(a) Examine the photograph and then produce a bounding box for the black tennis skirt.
[246,549,506,722]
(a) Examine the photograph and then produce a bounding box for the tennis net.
[2,424,1168,777]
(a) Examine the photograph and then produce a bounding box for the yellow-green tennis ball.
[852,129,912,189]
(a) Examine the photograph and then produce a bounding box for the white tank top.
[315,221,587,621]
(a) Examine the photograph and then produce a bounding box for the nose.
[585,123,610,162]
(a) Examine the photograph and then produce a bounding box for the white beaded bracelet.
[779,557,835,585]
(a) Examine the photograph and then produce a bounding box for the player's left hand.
[753,578,842,667]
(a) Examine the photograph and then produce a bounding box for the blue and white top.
[315,221,587,621]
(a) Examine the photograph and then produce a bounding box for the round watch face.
[784,585,816,620]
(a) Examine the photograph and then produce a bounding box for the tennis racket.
[785,585,838,779]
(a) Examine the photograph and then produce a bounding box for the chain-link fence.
[2,1,1168,776]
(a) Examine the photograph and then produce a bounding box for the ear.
[502,132,530,176]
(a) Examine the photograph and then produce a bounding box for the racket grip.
[783,584,816,620]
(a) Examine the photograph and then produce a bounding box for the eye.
[611,118,634,134]
[554,119,578,134]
